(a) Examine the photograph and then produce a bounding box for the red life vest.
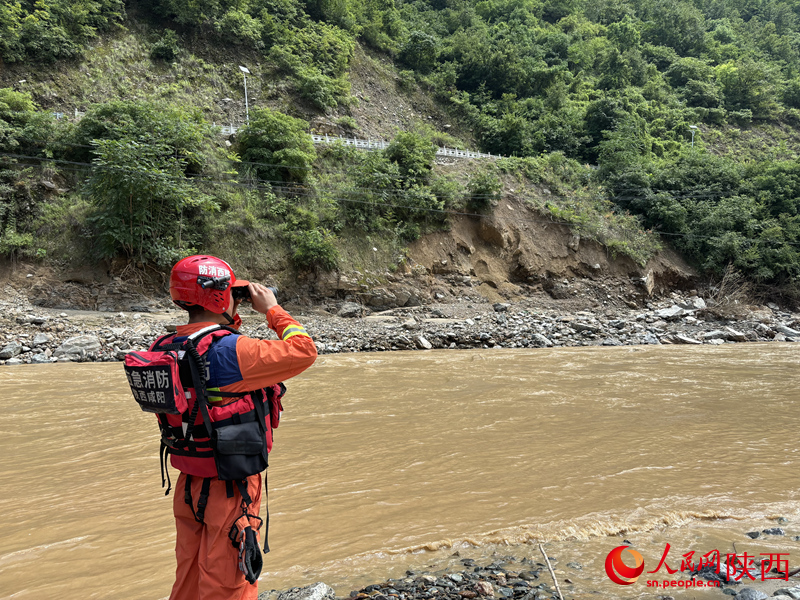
[125,325,284,482]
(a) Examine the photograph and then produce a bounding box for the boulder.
[30,353,53,364]
[363,288,397,308]
[532,333,553,348]
[672,334,702,345]
[54,335,101,361]
[0,341,22,360]
[337,302,362,318]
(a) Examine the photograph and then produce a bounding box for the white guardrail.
[215,124,499,160]
[58,113,499,160]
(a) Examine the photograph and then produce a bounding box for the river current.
[1,345,798,599]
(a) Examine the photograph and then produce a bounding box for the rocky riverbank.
[2,283,800,365]
[259,546,800,600]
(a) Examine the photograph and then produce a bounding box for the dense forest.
[2,0,800,293]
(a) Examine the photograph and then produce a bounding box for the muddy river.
[1,345,798,599]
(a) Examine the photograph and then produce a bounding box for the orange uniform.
[168,305,316,600]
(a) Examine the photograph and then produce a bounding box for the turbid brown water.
[1,345,799,599]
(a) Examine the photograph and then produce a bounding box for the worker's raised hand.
[249,283,278,314]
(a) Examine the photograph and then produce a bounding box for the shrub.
[289,227,339,270]
[150,30,180,61]
[236,107,316,183]
[385,131,437,184]
[466,166,503,211]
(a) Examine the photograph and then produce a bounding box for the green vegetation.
[2,0,800,291]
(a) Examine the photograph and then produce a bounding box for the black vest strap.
[160,441,172,496]
[184,475,213,524]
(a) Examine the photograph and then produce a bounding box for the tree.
[85,139,218,266]
[400,30,438,73]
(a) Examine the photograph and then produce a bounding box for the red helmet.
[170,255,248,314]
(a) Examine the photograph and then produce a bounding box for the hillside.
[2,0,800,307]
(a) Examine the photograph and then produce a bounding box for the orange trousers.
[170,472,262,600]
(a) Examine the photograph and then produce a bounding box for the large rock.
[672,334,702,345]
[363,288,397,308]
[33,333,51,346]
[678,296,706,310]
[774,587,800,600]
[655,305,686,320]
[415,335,433,350]
[724,326,747,342]
[270,583,335,600]
[0,341,22,359]
[774,324,800,337]
[532,333,553,347]
[54,335,101,360]
[734,589,767,600]
[337,302,362,318]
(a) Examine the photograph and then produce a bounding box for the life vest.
[124,324,285,483]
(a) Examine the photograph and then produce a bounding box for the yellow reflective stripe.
[282,329,310,341]
[281,325,307,340]
[207,386,223,403]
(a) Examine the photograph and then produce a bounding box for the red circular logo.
[605,545,645,585]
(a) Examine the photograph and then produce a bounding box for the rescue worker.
[164,255,317,600]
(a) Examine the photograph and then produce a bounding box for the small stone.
[30,353,52,364]
[474,582,494,597]
[493,303,510,312]
[448,574,464,584]
[459,592,477,599]
[601,338,623,346]
[673,334,702,345]
[5,357,23,365]
[745,531,760,539]
[762,527,785,535]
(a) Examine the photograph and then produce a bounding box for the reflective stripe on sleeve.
[281,325,310,341]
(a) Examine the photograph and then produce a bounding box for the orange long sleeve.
[222,305,317,393]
